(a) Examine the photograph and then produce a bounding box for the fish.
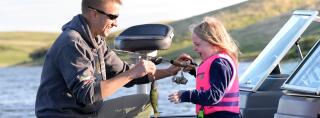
[150,80,159,118]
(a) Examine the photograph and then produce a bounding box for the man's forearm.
[100,70,135,99]
[154,68,176,80]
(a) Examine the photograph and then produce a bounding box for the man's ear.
[87,10,98,19]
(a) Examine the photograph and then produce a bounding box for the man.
[35,0,191,117]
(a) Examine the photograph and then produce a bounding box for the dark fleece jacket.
[35,14,149,118]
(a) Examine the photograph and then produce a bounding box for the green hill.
[163,0,319,60]
[1,0,319,67]
[0,32,58,67]
[169,0,317,40]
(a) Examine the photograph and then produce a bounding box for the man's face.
[91,1,120,37]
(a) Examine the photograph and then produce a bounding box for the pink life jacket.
[196,52,240,114]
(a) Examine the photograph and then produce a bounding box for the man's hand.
[168,53,194,75]
[131,60,156,79]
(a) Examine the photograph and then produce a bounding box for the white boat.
[239,10,320,118]
[114,10,320,118]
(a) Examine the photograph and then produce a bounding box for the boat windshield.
[239,10,319,92]
[282,40,320,95]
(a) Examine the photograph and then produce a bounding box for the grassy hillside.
[166,0,319,60]
[0,32,58,67]
[1,0,320,67]
[169,0,317,40]
[231,0,320,59]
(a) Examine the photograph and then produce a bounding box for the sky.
[0,0,246,32]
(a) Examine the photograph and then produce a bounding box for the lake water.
[0,62,297,117]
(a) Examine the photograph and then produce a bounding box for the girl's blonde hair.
[191,17,239,61]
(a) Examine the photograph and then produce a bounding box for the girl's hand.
[168,90,186,104]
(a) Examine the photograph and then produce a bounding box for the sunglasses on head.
[88,6,119,20]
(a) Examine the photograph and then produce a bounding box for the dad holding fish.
[35,0,194,117]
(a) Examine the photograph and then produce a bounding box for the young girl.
[168,17,240,118]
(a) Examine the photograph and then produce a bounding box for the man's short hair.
[81,0,122,14]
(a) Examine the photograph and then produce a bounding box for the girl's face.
[192,33,220,60]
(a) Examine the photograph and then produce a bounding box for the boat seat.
[114,24,174,52]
